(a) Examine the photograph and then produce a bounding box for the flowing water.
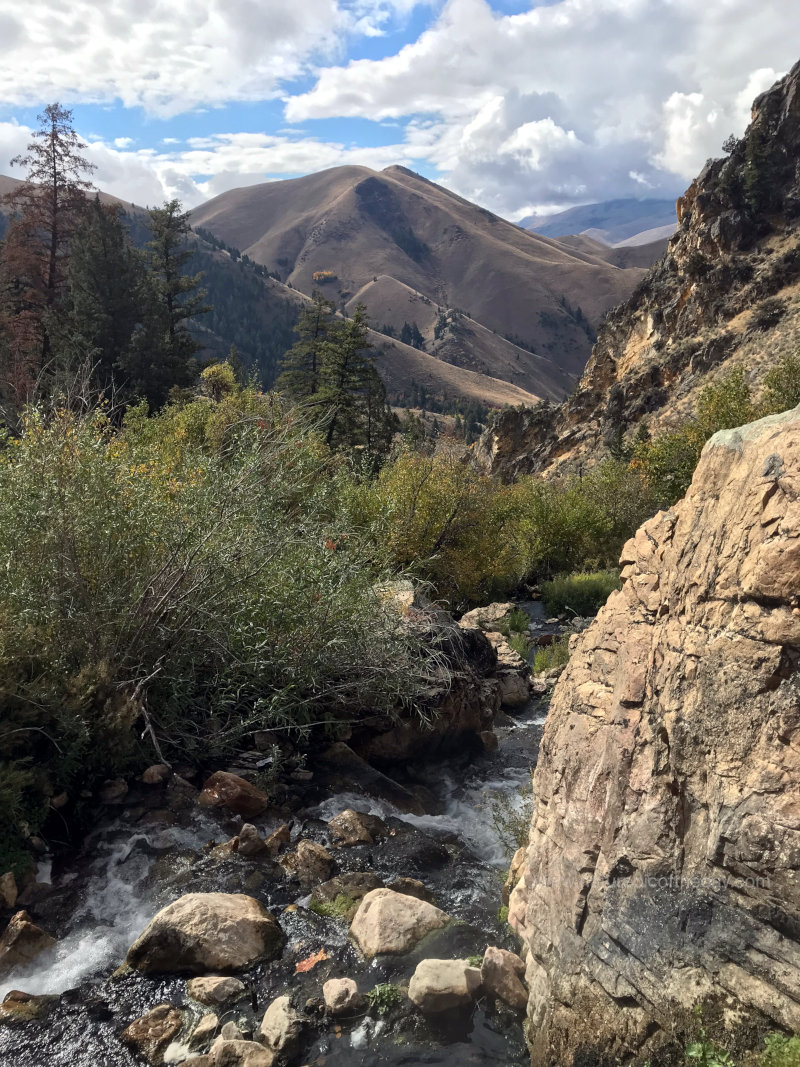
[0,649,549,1066]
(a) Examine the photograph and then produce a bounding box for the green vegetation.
[533,634,571,675]
[486,775,534,856]
[497,905,509,925]
[466,955,483,967]
[309,893,358,920]
[366,984,404,1016]
[761,1034,800,1067]
[542,570,621,617]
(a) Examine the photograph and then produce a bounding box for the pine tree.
[275,290,337,400]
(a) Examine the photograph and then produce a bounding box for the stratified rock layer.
[514,406,800,1064]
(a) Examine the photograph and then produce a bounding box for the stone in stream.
[120,1003,184,1066]
[256,994,306,1059]
[323,977,364,1016]
[186,976,247,1006]
[480,946,527,1010]
[310,872,383,919]
[264,824,291,856]
[141,764,171,785]
[327,808,387,847]
[0,989,57,1024]
[349,888,450,958]
[188,1012,219,1049]
[408,958,482,1013]
[126,893,283,974]
[236,824,268,858]
[208,1037,274,1065]
[0,911,56,977]
[278,839,333,889]
[197,771,269,818]
[386,876,437,905]
[0,872,17,910]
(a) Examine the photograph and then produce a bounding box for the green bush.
[533,634,571,675]
[366,983,404,1016]
[542,570,621,617]
[761,1034,800,1067]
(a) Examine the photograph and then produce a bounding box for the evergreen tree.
[275,290,337,399]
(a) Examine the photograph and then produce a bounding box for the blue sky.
[0,0,798,216]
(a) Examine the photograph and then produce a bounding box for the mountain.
[190,165,652,403]
[478,60,800,478]
[522,197,678,245]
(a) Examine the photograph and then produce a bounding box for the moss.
[308,893,358,921]
[366,983,404,1016]
[497,905,510,925]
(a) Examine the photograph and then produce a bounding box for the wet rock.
[237,824,268,858]
[386,877,437,905]
[189,1012,219,1049]
[99,777,128,804]
[408,959,482,1013]
[264,824,290,856]
[197,772,269,818]
[502,846,526,906]
[187,976,247,1007]
[479,729,499,751]
[256,994,305,1059]
[278,839,333,889]
[327,808,387,847]
[0,911,56,976]
[165,775,199,810]
[310,872,383,919]
[0,872,17,910]
[120,1003,184,1066]
[127,893,283,975]
[219,1021,245,1040]
[50,791,68,809]
[209,1038,274,1066]
[480,946,527,1010]
[318,744,425,814]
[323,978,363,1016]
[141,764,171,785]
[0,989,57,1025]
[350,888,450,958]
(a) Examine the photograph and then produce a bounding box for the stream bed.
[0,673,549,1066]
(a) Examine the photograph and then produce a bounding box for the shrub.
[366,984,404,1016]
[542,570,621,617]
[533,634,571,675]
[751,296,788,331]
[761,353,800,415]
[761,1034,800,1067]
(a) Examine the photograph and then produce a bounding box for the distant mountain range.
[522,197,677,246]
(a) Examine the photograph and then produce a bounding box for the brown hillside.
[191,165,649,402]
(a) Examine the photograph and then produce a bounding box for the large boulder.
[0,911,55,977]
[480,946,527,1010]
[349,888,449,958]
[408,958,482,1013]
[515,406,800,1063]
[126,893,282,975]
[197,772,269,818]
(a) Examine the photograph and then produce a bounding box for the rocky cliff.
[478,59,800,480]
[510,404,800,1063]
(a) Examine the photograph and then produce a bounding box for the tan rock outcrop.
[516,407,800,1063]
[126,893,283,975]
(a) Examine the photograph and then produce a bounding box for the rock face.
[514,407,800,1063]
[476,60,800,481]
[126,893,283,975]
[349,888,450,958]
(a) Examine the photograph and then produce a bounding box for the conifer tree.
[275,290,337,400]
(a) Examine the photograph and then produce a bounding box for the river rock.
[197,772,269,818]
[481,946,527,1010]
[120,1003,184,1065]
[142,764,171,785]
[187,976,247,1006]
[327,808,387,846]
[323,977,363,1016]
[256,995,305,1058]
[0,989,57,1024]
[458,602,515,630]
[278,839,333,888]
[209,1038,274,1066]
[99,777,128,804]
[310,872,383,918]
[126,893,283,974]
[386,876,437,905]
[189,1012,219,1049]
[0,911,55,976]
[264,824,290,856]
[515,405,800,1062]
[349,888,450,957]
[0,873,17,910]
[237,824,268,858]
[408,959,482,1013]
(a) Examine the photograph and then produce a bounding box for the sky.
[0,0,797,219]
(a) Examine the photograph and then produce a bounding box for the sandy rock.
[278,839,333,889]
[188,1013,219,1049]
[517,404,800,1062]
[323,978,363,1016]
[209,1038,274,1066]
[50,791,69,808]
[386,877,437,905]
[237,824,268,858]
[142,764,171,785]
[327,808,387,847]
[187,976,247,1006]
[0,873,18,910]
[408,958,482,1013]
[0,911,56,976]
[256,995,305,1058]
[197,772,269,818]
[126,893,283,975]
[458,602,515,630]
[263,825,290,856]
[120,1004,184,1065]
[349,888,450,958]
[481,946,527,1010]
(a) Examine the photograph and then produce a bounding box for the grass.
[533,634,571,675]
[541,569,621,617]
[366,984,404,1016]
[309,893,358,921]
